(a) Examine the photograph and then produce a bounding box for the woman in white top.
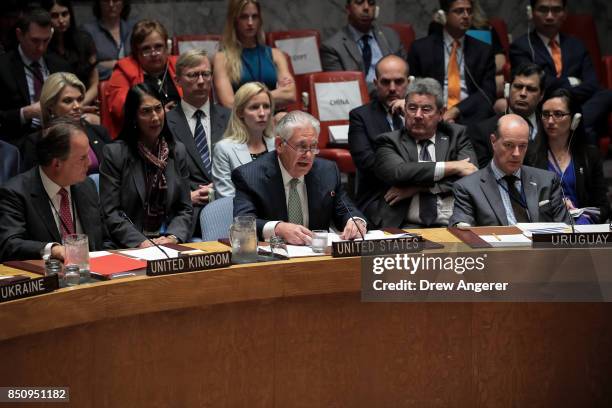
[212,82,275,197]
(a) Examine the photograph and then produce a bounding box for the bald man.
[449,114,569,226]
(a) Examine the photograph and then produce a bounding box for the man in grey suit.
[374,78,478,228]
[167,49,230,236]
[320,0,405,94]
[450,114,569,226]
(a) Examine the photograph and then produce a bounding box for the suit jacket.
[166,101,230,232]
[407,32,496,124]
[0,140,20,185]
[449,164,569,226]
[321,24,405,93]
[348,99,395,223]
[232,152,365,240]
[373,122,477,228]
[510,31,600,102]
[0,167,107,261]
[21,122,111,172]
[212,137,276,198]
[526,144,609,223]
[0,50,72,147]
[99,140,193,247]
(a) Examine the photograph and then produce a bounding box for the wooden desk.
[1,234,611,407]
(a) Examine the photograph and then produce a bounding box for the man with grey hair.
[373,77,478,228]
[450,114,568,226]
[167,49,230,237]
[232,111,367,245]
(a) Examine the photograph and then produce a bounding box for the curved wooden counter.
[1,240,611,407]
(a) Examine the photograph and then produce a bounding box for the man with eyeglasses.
[450,114,568,226]
[407,0,496,127]
[320,0,405,95]
[233,111,366,245]
[510,0,612,146]
[0,8,71,149]
[374,77,478,228]
[167,49,230,238]
[348,55,410,227]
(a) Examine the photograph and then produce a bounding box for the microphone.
[118,211,171,259]
[331,190,366,241]
[557,181,576,234]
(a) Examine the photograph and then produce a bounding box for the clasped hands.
[274,219,366,245]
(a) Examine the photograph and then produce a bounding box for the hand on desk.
[274,222,313,245]
[341,219,367,240]
[51,244,65,261]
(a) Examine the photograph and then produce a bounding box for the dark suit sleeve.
[583,147,609,222]
[348,108,377,173]
[320,40,345,72]
[548,174,571,223]
[165,144,194,243]
[433,125,478,193]
[449,180,476,226]
[374,133,437,187]
[232,167,267,239]
[330,163,366,230]
[456,42,496,119]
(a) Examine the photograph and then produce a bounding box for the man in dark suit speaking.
[0,120,107,261]
[450,114,569,226]
[233,111,367,245]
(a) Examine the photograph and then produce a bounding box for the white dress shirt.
[181,99,212,151]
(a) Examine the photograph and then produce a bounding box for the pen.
[492,233,501,241]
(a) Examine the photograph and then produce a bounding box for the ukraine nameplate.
[532,232,612,248]
[146,251,232,276]
[332,236,424,258]
[0,275,59,303]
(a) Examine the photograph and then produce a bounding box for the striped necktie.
[193,110,212,174]
[418,140,437,226]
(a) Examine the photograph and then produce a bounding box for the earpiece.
[504,83,510,99]
[526,5,533,20]
[408,75,415,84]
[374,5,380,19]
[570,113,582,131]
[435,9,447,26]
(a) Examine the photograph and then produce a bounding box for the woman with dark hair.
[104,19,181,137]
[100,82,192,248]
[526,88,609,224]
[41,0,99,109]
[83,0,134,81]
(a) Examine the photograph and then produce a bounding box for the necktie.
[418,140,437,227]
[287,178,304,225]
[361,35,372,76]
[30,61,44,102]
[58,188,75,239]
[392,113,403,131]
[447,40,461,108]
[502,175,529,223]
[193,110,212,174]
[549,39,563,78]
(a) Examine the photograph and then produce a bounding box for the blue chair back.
[200,196,234,241]
[88,173,100,193]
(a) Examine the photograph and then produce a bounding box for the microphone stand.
[119,211,171,259]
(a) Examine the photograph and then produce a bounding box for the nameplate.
[532,232,612,248]
[146,251,232,276]
[332,237,424,258]
[0,275,59,304]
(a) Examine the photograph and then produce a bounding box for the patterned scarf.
[137,137,169,236]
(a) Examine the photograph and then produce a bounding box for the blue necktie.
[361,34,372,75]
[194,110,211,174]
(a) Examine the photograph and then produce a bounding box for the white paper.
[119,246,180,261]
[573,224,612,233]
[258,244,323,258]
[275,36,322,74]
[481,234,532,247]
[89,251,112,258]
[314,81,363,122]
[177,40,220,59]
[328,125,349,144]
[516,222,569,237]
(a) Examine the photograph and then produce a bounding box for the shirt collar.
[490,159,521,181]
[537,31,560,46]
[18,45,43,67]
[348,24,374,43]
[443,30,464,48]
[182,98,210,120]
[277,155,305,187]
[39,167,68,200]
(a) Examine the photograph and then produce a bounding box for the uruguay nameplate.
[532,232,612,248]
[146,251,232,276]
[0,275,59,303]
[332,236,424,258]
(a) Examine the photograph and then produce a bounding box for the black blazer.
[0,50,72,147]
[0,167,107,261]
[232,152,365,240]
[407,32,496,124]
[99,140,193,247]
[526,144,609,223]
[21,122,111,172]
[166,102,230,232]
[348,99,395,221]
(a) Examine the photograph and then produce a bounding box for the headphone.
[435,9,447,25]
[504,82,510,99]
[570,112,582,131]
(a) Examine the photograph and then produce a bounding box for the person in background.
[525,88,609,223]
[105,19,181,138]
[0,140,20,185]
[213,0,295,108]
[83,0,134,81]
[22,72,111,173]
[100,83,192,248]
[212,82,275,198]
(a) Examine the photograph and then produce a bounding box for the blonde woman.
[212,82,275,197]
[213,0,295,108]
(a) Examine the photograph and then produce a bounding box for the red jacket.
[103,55,182,138]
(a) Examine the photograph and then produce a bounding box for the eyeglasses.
[283,141,320,155]
[541,111,571,120]
[405,104,436,115]
[140,44,165,58]
[535,6,564,15]
[139,104,164,117]
[449,7,473,16]
[184,70,212,81]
